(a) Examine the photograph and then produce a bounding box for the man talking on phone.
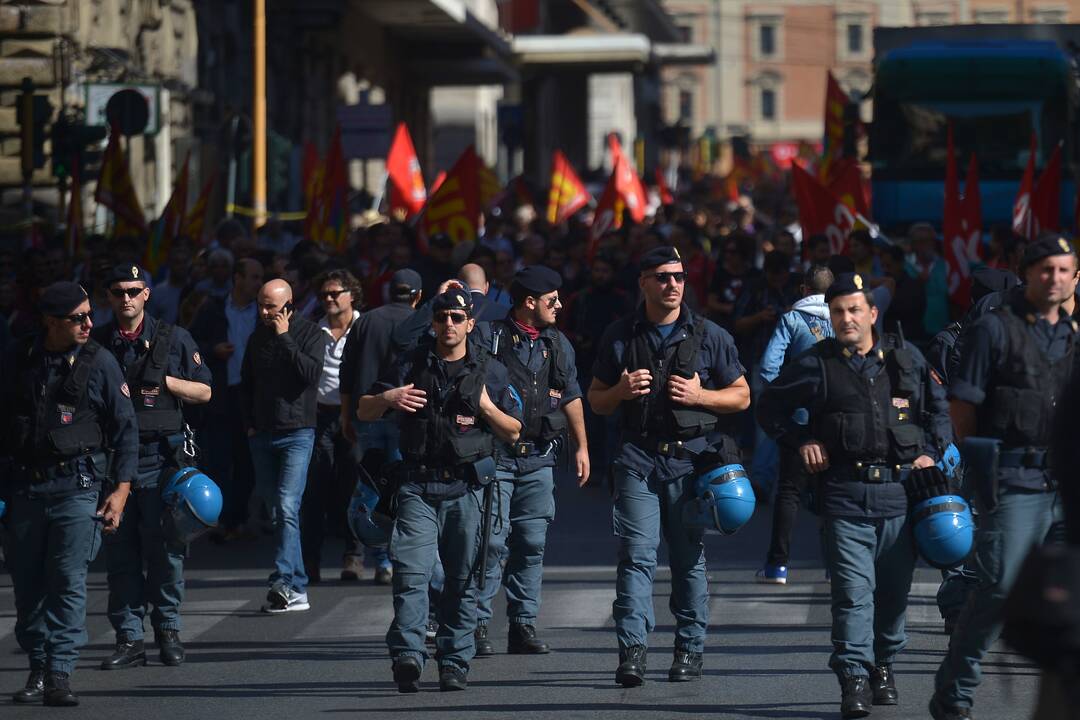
[241,279,327,613]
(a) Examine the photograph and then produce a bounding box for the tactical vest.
[398,343,495,468]
[812,336,925,465]
[622,313,720,441]
[977,306,1075,449]
[117,322,184,442]
[490,320,568,442]
[11,338,104,464]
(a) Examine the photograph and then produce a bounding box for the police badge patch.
[58,403,74,425]
[120,383,130,398]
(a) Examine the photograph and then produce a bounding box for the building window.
[1031,7,1068,23]
[679,89,693,122]
[759,23,776,57]
[846,23,864,55]
[760,87,776,120]
[973,8,1010,23]
[750,15,783,61]
[677,24,693,43]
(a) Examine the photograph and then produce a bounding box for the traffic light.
[51,115,107,179]
[15,77,53,176]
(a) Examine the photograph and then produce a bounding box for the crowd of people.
[0,182,1075,719]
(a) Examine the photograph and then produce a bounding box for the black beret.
[431,288,473,316]
[1023,232,1076,269]
[639,245,683,272]
[825,272,869,303]
[511,265,562,296]
[106,264,150,286]
[39,281,88,317]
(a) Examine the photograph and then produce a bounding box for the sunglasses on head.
[109,287,144,299]
[650,271,687,284]
[60,312,91,325]
[318,289,348,300]
[434,311,469,325]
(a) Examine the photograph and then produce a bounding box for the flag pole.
[253,0,267,228]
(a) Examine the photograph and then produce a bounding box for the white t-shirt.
[317,310,359,405]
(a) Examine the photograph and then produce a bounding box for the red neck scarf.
[512,318,540,341]
[118,319,144,343]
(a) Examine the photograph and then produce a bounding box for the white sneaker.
[261,585,310,614]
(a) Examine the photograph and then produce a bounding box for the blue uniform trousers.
[612,465,708,653]
[933,487,1062,709]
[104,463,185,640]
[824,514,915,677]
[386,483,484,671]
[476,466,555,627]
[7,488,102,675]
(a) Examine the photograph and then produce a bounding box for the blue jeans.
[934,487,1062,709]
[356,420,401,569]
[104,465,186,640]
[824,514,915,678]
[612,465,708,653]
[250,428,316,594]
[476,467,555,626]
[386,483,484,671]
[749,365,779,496]
[7,489,102,675]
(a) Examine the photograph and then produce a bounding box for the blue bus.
[870,28,1078,233]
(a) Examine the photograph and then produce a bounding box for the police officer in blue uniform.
[1,281,138,706]
[930,235,1078,720]
[758,272,952,719]
[474,265,589,656]
[357,288,522,693]
[587,246,750,687]
[93,265,212,669]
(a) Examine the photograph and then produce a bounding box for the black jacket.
[240,314,326,432]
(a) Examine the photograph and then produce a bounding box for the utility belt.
[138,432,194,465]
[28,451,106,485]
[505,439,558,458]
[834,461,913,485]
[628,436,697,460]
[404,464,469,484]
[998,447,1051,470]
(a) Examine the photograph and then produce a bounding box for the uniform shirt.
[340,301,415,399]
[491,322,582,473]
[1,338,139,489]
[757,336,951,518]
[316,310,359,405]
[951,290,1077,488]
[592,304,745,481]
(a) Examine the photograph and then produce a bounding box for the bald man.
[459,263,507,322]
[241,278,327,613]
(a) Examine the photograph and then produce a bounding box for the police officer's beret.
[511,265,562,296]
[39,281,88,317]
[390,268,422,292]
[106,264,150,286]
[825,272,869,303]
[639,245,683,272]
[431,288,473,316]
[1022,232,1076,268]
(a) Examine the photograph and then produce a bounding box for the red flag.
[429,171,447,196]
[65,167,84,259]
[386,123,426,219]
[608,134,647,223]
[791,162,855,255]
[819,71,848,183]
[827,158,869,218]
[1032,141,1062,235]
[95,127,147,236]
[145,153,189,272]
[181,174,215,245]
[655,168,674,206]
[546,150,590,224]
[587,164,624,261]
[942,125,983,306]
[1013,134,1037,240]
[422,145,484,244]
[318,125,348,250]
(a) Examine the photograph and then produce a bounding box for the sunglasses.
[540,295,560,309]
[60,312,91,325]
[319,289,348,300]
[434,311,469,325]
[650,271,687,284]
[109,287,144,299]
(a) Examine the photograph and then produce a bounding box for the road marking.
[296,596,395,639]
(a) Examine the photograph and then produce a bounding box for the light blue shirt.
[225,297,257,387]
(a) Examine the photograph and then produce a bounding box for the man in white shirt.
[301,269,362,583]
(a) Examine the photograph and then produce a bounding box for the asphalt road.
[0,478,1040,719]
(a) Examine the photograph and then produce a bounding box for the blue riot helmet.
[937,443,962,479]
[348,474,390,547]
[682,463,756,535]
[160,467,223,545]
[912,494,975,569]
[0,498,6,520]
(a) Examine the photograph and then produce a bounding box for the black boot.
[100,638,146,670]
[439,665,468,691]
[392,656,422,694]
[668,648,703,682]
[156,629,185,666]
[507,623,549,654]
[11,669,45,704]
[870,664,898,705]
[43,672,78,707]
[839,674,873,719]
[474,624,495,657]
[929,695,974,719]
[615,644,647,687]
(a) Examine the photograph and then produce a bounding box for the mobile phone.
[282,301,295,314]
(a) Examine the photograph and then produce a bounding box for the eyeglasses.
[650,271,687,284]
[61,312,91,325]
[542,295,560,308]
[318,289,348,300]
[434,311,468,325]
[109,287,144,299]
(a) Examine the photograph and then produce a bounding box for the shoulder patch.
[193,351,202,366]
[120,382,130,398]
[929,368,943,386]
